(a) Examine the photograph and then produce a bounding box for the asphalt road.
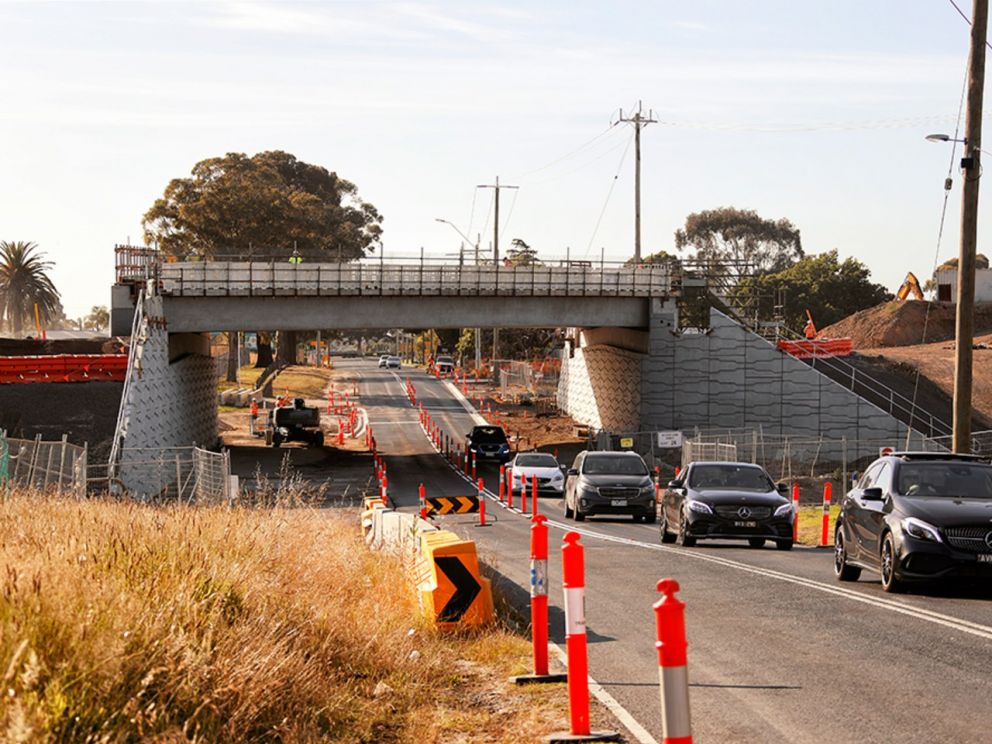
[348,359,992,743]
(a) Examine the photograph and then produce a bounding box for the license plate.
[978,554,992,563]
[611,499,627,507]
[734,520,758,528]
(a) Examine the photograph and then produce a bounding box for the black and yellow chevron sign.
[425,496,480,514]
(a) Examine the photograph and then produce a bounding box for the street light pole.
[954,0,988,454]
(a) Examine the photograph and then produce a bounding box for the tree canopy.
[507,238,540,266]
[0,241,62,335]
[675,207,803,275]
[142,151,383,259]
[733,250,891,330]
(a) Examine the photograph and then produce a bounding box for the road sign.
[657,431,683,448]
[435,556,482,622]
[879,446,895,457]
[425,495,479,514]
[619,437,634,448]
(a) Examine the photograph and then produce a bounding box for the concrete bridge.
[108,247,943,491]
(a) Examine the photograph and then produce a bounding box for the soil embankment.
[820,300,992,348]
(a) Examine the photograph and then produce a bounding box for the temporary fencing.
[112,445,232,503]
[0,432,87,497]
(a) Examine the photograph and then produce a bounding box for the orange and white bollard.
[675,466,681,478]
[381,474,388,507]
[792,483,800,541]
[531,473,538,516]
[520,473,528,514]
[477,478,487,526]
[507,466,514,509]
[561,532,592,737]
[821,482,832,546]
[499,464,506,502]
[419,483,427,520]
[654,579,693,744]
[472,452,477,481]
[464,448,469,475]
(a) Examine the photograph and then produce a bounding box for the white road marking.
[549,642,658,744]
[442,379,489,425]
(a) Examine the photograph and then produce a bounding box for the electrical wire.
[465,187,479,245]
[512,122,622,179]
[906,61,969,445]
[655,112,969,134]
[500,188,519,242]
[524,134,634,187]
[479,190,495,250]
[583,131,635,257]
[947,0,992,51]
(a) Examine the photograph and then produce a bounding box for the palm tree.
[0,241,62,335]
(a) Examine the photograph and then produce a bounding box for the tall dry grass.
[0,493,566,742]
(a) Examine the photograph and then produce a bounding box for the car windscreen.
[896,462,992,498]
[471,427,507,444]
[582,455,648,476]
[436,356,454,364]
[515,454,558,468]
[688,464,773,491]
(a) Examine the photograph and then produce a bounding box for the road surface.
[349,359,992,743]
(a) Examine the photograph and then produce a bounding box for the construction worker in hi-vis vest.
[289,248,303,264]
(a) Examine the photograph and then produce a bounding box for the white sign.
[657,431,683,449]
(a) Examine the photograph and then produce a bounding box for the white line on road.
[549,642,658,744]
[442,379,489,425]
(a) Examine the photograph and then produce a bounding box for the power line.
[477,176,519,262]
[512,122,622,179]
[615,100,657,262]
[500,188,519,239]
[584,131,635,257]
[948,0,992,50]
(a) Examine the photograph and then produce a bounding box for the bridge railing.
[133,259,671,298]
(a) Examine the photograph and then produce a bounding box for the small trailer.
[265,398,324,447]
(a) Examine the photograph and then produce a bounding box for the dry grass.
[0,493,575,743]
[217,365,261,393]
[271,366,334,399]
[795,504,841,546]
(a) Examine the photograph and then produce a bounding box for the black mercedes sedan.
[660,461,794,550]
[835,451,992,592]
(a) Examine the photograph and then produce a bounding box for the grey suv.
[564,451,656,522]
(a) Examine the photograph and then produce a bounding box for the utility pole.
[617,101,657,263]
[954,0,988,454]
[477,176,519,264]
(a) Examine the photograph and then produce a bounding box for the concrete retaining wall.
[557,343,642,432]
[114,294,218,493]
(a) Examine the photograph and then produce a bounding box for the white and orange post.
[654,578,693,744]
[531,473,539,517]
[562,532,590,736]
[821,482,832,546]
[380,473,388,507]
[507,466,514,509]
[477,477,487,526]
[499,464,506,502]
[792,483,800,541]
[419,483,427,520]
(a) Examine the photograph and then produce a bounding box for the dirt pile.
[820,301,992,348]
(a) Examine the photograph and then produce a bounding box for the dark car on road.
[564,451,656,522]
[466,425,511,463]
[835,451,992,592]
[660,461,794,550]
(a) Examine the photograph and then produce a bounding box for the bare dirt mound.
[820,301,992,348]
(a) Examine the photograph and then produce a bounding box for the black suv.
[564,451,656,522]
[835,451,992,592]
[465,425,511,463]
[660,461,794,550]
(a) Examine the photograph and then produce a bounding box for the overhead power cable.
[512,122,622,179]
[948,0,992,51]
[584,131,635,257]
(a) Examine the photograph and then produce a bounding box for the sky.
[0,0,983,320]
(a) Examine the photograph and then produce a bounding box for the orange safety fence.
[0,354,128,384]
[776,338,853,359]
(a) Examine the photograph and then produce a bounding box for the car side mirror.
[776,482,789,494]
[667,480,681,489]
[862,487,884,501]
[567,468,578,476]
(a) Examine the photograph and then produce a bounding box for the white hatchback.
[509,452,565,496]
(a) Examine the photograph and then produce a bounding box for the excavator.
[896,272,924,301]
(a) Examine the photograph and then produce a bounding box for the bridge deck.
[133,260,670,298]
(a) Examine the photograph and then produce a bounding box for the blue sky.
[0,1,980,319]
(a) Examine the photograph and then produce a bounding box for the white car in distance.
[509,452,566,496]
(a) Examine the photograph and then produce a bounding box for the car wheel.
[880,533,903,593]
[271,432,282,447]
[834,528,861,581]
[775,539,793,551]
[574,507,586,522]
[676,509,696,547]
[660,510,676,544]
[748,538,766,548]
[564,496,574,519]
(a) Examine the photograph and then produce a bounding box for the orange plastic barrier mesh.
[776,338,853,359]
[0,354,128,384]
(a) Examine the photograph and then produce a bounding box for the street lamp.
[435,218,480,263]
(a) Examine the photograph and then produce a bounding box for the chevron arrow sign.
[425,495,480,514]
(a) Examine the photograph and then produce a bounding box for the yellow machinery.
[896,272,924,301]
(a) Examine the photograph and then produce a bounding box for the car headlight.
[640,485,655,495]
[551,472,563,482]
[774,503,794,518]
[578,483,599,496]
[901,517,942,543]
[687,500,713,515]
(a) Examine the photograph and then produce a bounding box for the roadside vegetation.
[270,365,334,398]
[0,492,574,742]
[795,504,841,546]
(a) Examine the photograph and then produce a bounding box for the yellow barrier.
[416,530,494,628]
